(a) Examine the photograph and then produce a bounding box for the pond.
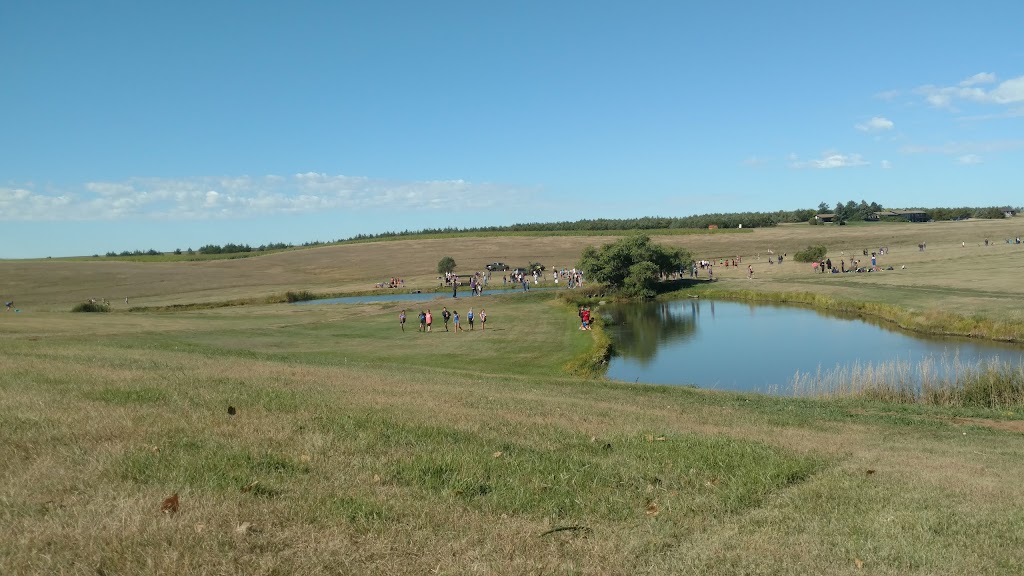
[601,299,1024,394]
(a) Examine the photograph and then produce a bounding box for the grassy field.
[2,219,1024,574]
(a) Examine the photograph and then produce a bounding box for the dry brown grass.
[6,218,1023,318]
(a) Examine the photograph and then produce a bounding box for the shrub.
[71,302,110,313]
[285,290,316,302]
[794,245,827,262]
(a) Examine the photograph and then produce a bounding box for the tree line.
[102,242,293,257]
[815,201,1017,224]
[99,202,1019,256]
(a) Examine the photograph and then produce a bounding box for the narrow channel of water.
[292,286,558,305]
[602,299,1024,394]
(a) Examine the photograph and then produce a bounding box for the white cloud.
[960,72,997,86]
[856,116,894,132]
[742,156,768,167]
[880,160,892,169]
[988,76,1024,104]
[917,73,1024,108]
[874,89,900,100]
[957,154,983,165]
[790,152,869,169]
[0,174,533,222]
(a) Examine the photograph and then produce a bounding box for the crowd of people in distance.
[434,267,591,295]
[814,246,894,274]
[375,277,405,289]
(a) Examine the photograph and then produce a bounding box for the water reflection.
[603,301,698,363]
[603,299,1024,394]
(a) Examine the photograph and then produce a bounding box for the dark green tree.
[437,256,457,274]
[578,234,693,298]
[834,201,849,224]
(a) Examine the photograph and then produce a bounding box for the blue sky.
[2,1,1022,258]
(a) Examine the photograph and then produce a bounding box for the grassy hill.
[2,218,1023,574]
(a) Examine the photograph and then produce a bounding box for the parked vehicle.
[485,262,509,271]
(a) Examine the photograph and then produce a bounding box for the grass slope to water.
[3,219,1024,574]
[3,293,1024,574]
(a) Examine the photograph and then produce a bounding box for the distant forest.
[103,201,1019,257]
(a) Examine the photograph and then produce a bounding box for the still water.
[293,286,556,305]
[602,299,1024,394]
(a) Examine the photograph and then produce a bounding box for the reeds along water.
[790,354,1024,408]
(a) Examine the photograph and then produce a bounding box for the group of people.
[578,306,593,330]
[400,306,487,333]
[814,252,894,274]
[445,272,489,297]
[375,278,404,289]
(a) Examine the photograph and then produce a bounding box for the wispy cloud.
[916,73,1024,109]
[957,154,983,165]
[0,173,533,222]
[855,116,894,132]
[957,106,1024,122]
[742,156,768,167]
[959,72,997,87]
[880,160,893,169]
[900,140,1024,155]
[790,152,869,169]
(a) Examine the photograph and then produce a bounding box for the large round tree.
[578,234,692,297]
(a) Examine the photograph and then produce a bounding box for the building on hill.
[1003,207,1017,218]
[814,213,836,223]
[871,209,929,222]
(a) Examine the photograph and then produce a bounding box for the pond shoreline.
[666,286,1024,344]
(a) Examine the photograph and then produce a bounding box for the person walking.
[442,307,451,331]
[467,308,475,330]
[399,309,406,332]
[747,264,753,279]
[479,308,487,331]
[425,309,433,332]
[418,310,426,332]
[452,310,463,332]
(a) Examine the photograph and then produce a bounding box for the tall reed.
[791,355,1024,408]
